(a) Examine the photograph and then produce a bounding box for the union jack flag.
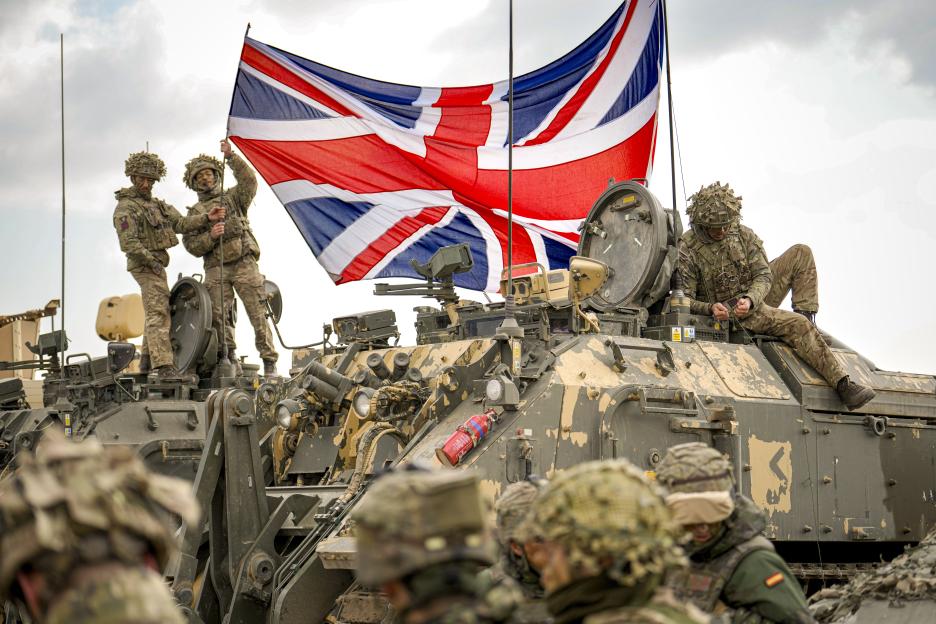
[228,0,663,291]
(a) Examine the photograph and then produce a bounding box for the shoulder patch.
[120,215,129,230]
[764,572,784,588]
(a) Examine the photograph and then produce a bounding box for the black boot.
[836,376,875,411]
[794,309,816,325]
[139,353,151,374]
[263,359,277,378]
[149,365,179,381]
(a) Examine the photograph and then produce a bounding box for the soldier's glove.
[150,261,163,276]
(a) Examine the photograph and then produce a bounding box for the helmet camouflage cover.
[494,478,545,547]
[124,151,166,180]
[687,181,742,227]
[516,459,685,586]
[183,154,223,190]
[656,442,734,494]
[0,429,199,602]
[352,469,493,586]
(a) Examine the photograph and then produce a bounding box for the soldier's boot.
[149,365,179,381]
[794,309,816,325]
[139,353,151,374]
[263,359,277,379]
[836,376,875,411]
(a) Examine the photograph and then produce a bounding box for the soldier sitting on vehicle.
[113,151,225,379]
[765,243,819,325]
[515,459,708,624]
[352,467,505,624]
[678,182,874,411]
[479,477,552,624]
[658,443,813,624]
[0,428,198,624]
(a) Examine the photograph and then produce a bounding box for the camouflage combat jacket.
[668,497,811,623]
[182,153,259,268]
[113,187,209,271]
[678,225,772,316]
[478,556,550,624]
[546,575,708,624]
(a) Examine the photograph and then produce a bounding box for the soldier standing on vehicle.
[182,139,278,378]
[658,443,813,623]
[352,468,504,624]
[515,459,708,624]
[479,478,552,623]
[765,243,819,324]
[113,151,225,378]
[678,182,874,411]
[0,429,198,624]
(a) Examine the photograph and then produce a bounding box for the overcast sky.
[1,0,934,375]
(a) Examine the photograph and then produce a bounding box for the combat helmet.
[494,477,546,548]
[686,181,742,227]
[516,459,684,586]
[352,469,493,586]
[183,154,223,190]
[0,429,199,603]
[656,442,736,526]
[124,151,166,180]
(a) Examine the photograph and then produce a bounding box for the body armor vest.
[199,195,259,266]
[686,229,753,303]
[669,534,774,611]
[127,198,178,251]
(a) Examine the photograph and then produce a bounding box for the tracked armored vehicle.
[164,180,936,623]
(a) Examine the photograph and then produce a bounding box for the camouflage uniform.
[0,429,198,623]
[181,152,278,367]
[515,460,708,624]
[352,469,501,624]
[678,182,873,410]
[658,443,812,624]
[478,480,551,624]
[113,152,212,369]
[765,244,819,315]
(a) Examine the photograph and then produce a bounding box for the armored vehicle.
[162,180,936,623]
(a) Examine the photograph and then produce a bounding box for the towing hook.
[864,415,887,437]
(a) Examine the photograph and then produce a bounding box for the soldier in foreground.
[182,139,279,377]
[0,428,198,623]
[479,478,551,623]
[113,151,225,378]
[515,459,708,624]
[352,468,503,623]
[677,182,874,411]
[657,443,812,624]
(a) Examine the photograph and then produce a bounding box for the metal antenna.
[59,33,67,379]
[662,0,678,214]
[505,0,515,313]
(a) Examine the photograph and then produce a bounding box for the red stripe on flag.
[231,135,445,192]
[337,206,451,283]
[523,0,638,146]
[454,194,538,269]
[241,43,357,118]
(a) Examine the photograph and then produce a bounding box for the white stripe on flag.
[239,61,340,117]
[229,116,372,142]
[458,207,504,292]
[363,207,459,279]
[271,181,457,211]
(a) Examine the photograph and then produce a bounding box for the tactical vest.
[202,195,260,266]
[685,229,753,303]
[125,197,178,251]
[668,534,774,612]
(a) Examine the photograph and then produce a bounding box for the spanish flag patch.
[764,572,785,588]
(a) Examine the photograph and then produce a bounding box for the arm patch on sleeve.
[120,216,129,230]
[764,572,784,588]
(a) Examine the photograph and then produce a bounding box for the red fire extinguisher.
[435,409,497,467]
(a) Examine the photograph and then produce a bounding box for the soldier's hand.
[734,297,752,317]
[220,139,233,158]
[210,222,226,240]
[712,302,730,321]
[207,205,226,222]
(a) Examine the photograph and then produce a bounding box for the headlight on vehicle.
[275,399,301,430]
[485,378,503,403]
[353,388,375,419]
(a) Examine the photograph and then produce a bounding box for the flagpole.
[662,0,677,214]
[59,33,67,377]
[506,0,514,306]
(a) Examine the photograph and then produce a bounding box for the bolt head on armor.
[515,459,685,587]
[686,181,742,227]
[124,151,166,181]
[183,154,223,190]
[351,469,493,586]
[656,442,734,494]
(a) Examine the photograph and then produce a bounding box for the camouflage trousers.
[129,266,174,369]
[739,304,846,386]
[205,255,278,363]
[45,566,185,624]
[765,244,819,313]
